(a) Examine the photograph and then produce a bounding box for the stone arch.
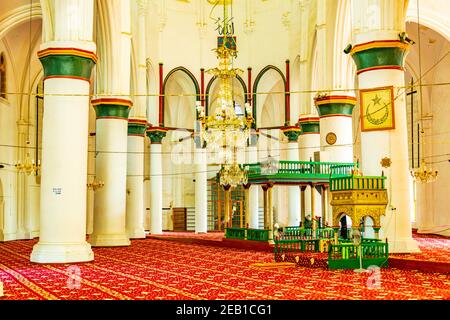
[146,59,158,124]
[253,65,287,127]
[404,18,450,237]
[204,74,247,116]
[0,52,6,99]
[362,215,376,238]
[333,0,356,92]
[332,206,354,228]
[406,1,450,42]
[162,67,199,129]
[0,3,42,40]
[291,55,301,122]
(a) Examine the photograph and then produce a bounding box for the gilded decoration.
[331,190,388,229]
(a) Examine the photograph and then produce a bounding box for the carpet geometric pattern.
[0,238,449,300]
[391,233,450,264]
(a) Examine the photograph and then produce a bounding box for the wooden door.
[172,207,187,231]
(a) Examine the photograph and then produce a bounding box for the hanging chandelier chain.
[410,0,438,184]
[197,0,252,189]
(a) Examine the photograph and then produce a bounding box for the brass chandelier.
[15,153,40,175]
[196,0,253,188]
[411,159,438,183]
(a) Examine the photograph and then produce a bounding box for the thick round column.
[31,46,96,263]
[315,96,356,163]
[194,146,207,234]
[262,185,269,229]
[90,99,131,247]
[282,126,302,226]
[126,118,147,239]
[147,127,168,234]
[298,117,322,219]
[350,36,419,253]
[247,132,259,229]
[86,135,95,235]
[268,186,274,241]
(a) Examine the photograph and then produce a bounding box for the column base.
[0,232,17,242]
[20,231,40,240]
[388,237,421,253]
[127,229,146,239]
[30,242,94,264]
[89,233,131,247]
[417,228,450,237]
[149,228,162,235]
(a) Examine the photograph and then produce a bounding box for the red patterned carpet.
[150,231,225,241]
[0,238,449,300]
[391,233,450,263]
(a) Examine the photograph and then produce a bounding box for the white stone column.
[147,128,167,234]
[90,0,132,247]
[126,0,149,238]
[247,133,259,229]
[282,127,302,226]
[194,145,207,233]
[349,32,419,253]
[315,96,356,163]
[31,0,96,263]
[90,99,132,247]
[126,118,147,238]
[86,135,95,235]
[298,116,321,220]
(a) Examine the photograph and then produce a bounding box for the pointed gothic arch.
[204,74,248,116]
[162,67,200,129]
[253,65,287,128]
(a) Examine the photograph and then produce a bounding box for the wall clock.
[360,86,395,132]
[326,132,337,145]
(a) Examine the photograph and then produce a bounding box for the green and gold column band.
[38,47,97,83]
[147,127,168,144]
[349,40,410,75]
[128,118,148,137]
[282,126,302,142]
[314,96,356,118]
[92,98,133,120]
[298,117,320,135]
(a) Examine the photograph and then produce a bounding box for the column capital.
[146,126,168,144]
[298,116,320,135]
[242,183,251,190]
[282,126,301,142]
[261,183,274,191]
[128,117,148,137]
[38,47,97,83]
[137,0,149,16]
[314,95,356,118]
[92,98,133,120]
[348,40,410,76]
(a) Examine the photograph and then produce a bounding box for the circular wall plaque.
[326,132,337,145]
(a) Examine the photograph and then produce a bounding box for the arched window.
[0,53,6,99]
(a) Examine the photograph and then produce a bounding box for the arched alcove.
[339,214,353,239]
[161,68,199,217]
[205,75,247,116]
[254,66,286,128]
[163,67,199,130]
[404,21,450,236]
